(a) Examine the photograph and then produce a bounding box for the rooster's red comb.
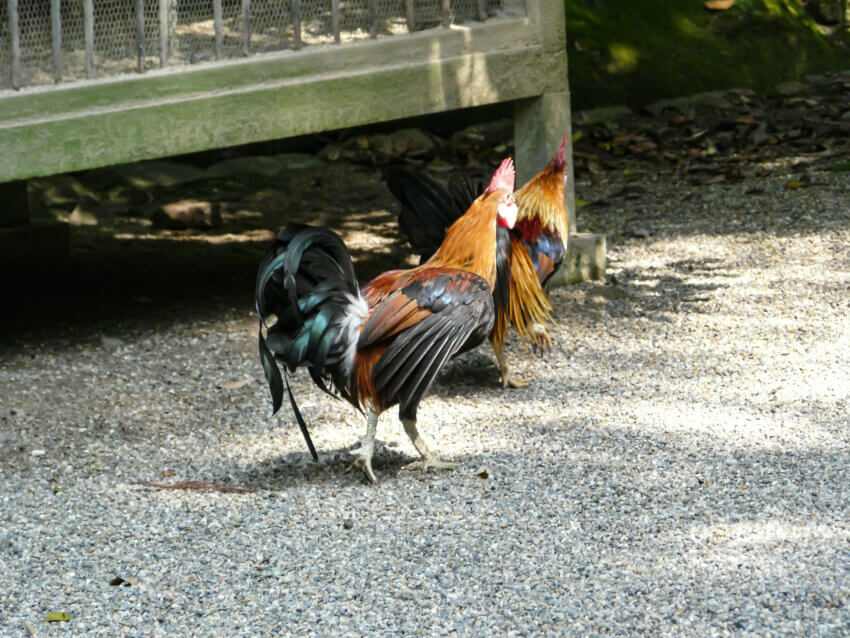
[487,157,515,193]
[551,134,568,170]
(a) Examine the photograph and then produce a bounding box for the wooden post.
[331,0,341,43]
[441,0,451,28]
[136,0,146,73]
[368,0,377,38]
[51,0,63,82]
[242,0,251,56]
[0,181,29,227]
[83,0,94,78]
[515,91,606,285]
[9,0,21,89]
[159,0,170,67]
[476,0,487,21]
[406,0,414,31]
[0,181,69,261]
[291,0,302,49]
[514,92,576,233]
[213,0,224,59]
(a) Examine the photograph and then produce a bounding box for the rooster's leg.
[402,419,456,472]
[492,341,530,389]
[350,409,378,483]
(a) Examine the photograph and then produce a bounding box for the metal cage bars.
[4,0,498,90]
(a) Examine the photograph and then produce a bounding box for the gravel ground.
[1,128,849,634]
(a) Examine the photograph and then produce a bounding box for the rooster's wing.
[359,268,494,418]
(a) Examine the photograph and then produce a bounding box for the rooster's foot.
[348,409,379,484]
[421,455,457,472]
[493,342,531,389]
[402,418,457,475]
[502,373,531,389]
[529,322,552,354]
[348,445,377,484]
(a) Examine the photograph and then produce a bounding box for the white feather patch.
[498,201,518,229]
[341,293,369,373]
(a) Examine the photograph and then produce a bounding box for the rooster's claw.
[502,373,531,389]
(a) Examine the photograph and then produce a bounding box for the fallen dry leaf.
[629,141,658,154]
[784,181,807,190]
[137,481,256,494]
[221,379,250,391]
[705,0,735,9]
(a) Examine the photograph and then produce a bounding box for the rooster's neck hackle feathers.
[422,158,516,288]
[513,139,569,246]
[423,199,498,286]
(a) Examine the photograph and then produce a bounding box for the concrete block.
[549,233,606,286]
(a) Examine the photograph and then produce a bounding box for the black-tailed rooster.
[255,159,518,482]
[384,135,570,389]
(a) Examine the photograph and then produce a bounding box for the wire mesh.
[1,0,507,90]
[91,0,162,76]
[409,0,440,30]
[15,0,55,87]
[337,0,371,43]
[0,2,9,90]
[301,0,332,46]
[59,1,88,82]
[373,0,406,38]
[171,0,243,63]
[250,0,294,53]
[451,0,481,23]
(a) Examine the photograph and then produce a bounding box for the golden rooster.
[385,135,570,388]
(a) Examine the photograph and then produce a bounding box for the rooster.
[255,159,518,483]
[384,135,570,389]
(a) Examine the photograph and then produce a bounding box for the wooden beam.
[0,44,562,181]
[135,0,146,73]
[0,17,536,121]
[51,0,63,82]
[8,0,21,90]
[242,0,251,56]
[83,0,94,78]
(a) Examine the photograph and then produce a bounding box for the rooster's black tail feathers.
[383,166,483,263]
[256,225,367,460]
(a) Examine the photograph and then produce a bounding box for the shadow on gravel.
[0,226,408,352]
[612,257,735,318]
[232,445,423,489]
